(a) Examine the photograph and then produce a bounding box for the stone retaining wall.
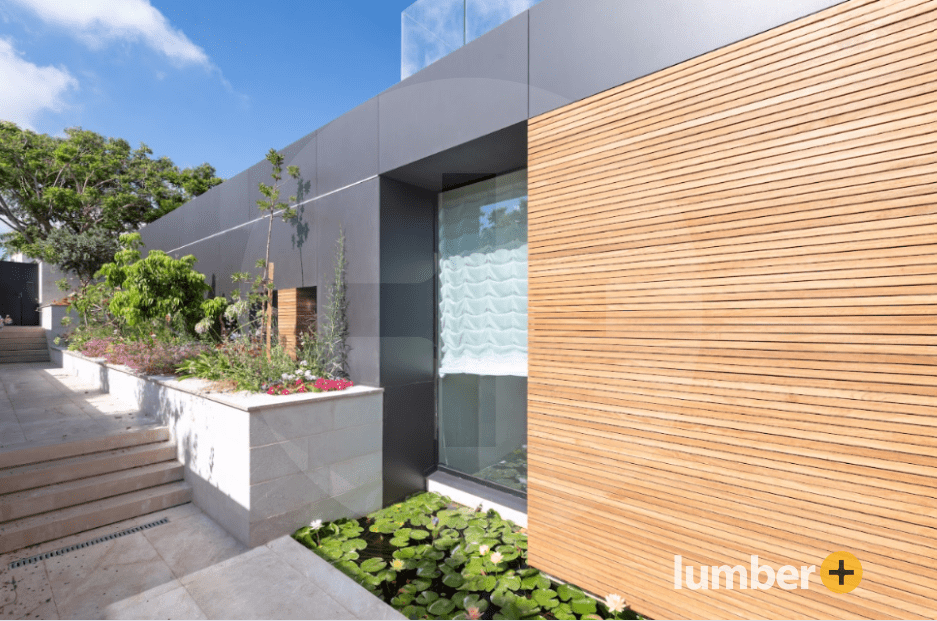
[53,347,383,547]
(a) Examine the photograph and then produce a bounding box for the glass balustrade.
[402,0,543,80]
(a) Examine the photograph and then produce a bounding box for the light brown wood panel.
[526,0,937,618]
[276,287,316,358]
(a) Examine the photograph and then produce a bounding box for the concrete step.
[0,461,185,522]
[0,426,169,469]
[0,338,48,345]
[0,328,45,338]
[0,341,49,351]
[0,350,49,363]
[0,480,192,554]
[0,441,178,494]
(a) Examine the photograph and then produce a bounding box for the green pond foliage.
[292,492,641,621]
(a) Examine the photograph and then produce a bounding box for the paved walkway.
[0,362,158,452]
[0,362,404,620]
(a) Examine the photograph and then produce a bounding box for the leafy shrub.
[97,232,223,337]
[176,337,297,392]
[293,493,641,620]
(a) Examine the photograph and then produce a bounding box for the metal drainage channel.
[8,518,169,569]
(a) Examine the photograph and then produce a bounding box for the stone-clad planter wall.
[52,347,383,547]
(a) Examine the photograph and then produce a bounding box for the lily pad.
[427,598,456,616]
[360,558,387,573]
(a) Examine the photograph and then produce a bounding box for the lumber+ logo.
[674,552,862,593]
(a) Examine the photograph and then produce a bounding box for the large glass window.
[437,170,527,493]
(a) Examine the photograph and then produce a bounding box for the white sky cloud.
[8,0,210,66]
[0,38,77,129]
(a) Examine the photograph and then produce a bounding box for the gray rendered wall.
[379,177,436,505]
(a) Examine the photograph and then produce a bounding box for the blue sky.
[0,0,417,182]
[0,0,541,239]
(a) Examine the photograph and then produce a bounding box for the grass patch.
[293,492,642,620]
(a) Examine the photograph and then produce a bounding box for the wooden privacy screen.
[278,287,316,358]
[526,0,937,618]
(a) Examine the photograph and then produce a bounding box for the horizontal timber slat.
[526,0,937,618]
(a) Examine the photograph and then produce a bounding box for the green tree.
[254,148,300,355]
[96,232,224,336]
[0,122,223,284]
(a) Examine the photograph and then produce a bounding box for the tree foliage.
[0,122,222,283]
[96,233,224,335]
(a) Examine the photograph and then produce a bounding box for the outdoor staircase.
[0,326,50,363]
[0,427,191,554]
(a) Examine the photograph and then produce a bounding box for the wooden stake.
[265,262,275,360]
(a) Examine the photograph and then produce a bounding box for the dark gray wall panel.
[267,214,307,292]
[529,0,846,117]
[177,236,222,298]
[379,177,437,507]
[317,99,379,196]
[215,225,253,299]
[383,123,527,193]
[219,168,251,231]
[315,178,380,386]
[279,131,313,168]
[246,157,274,225]
[383,381,435,505]
[379,177,435,388]
[286,131,318,204]
[183,189,221,247]
[142,205,185,253]
[379,11,528,174]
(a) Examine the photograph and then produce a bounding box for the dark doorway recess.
[0,261,39,326]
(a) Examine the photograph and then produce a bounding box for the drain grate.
[8,517,169,569]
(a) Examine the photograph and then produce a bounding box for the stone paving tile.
[101,580,206,620]
[43,532,176,620]
[143,510,247,580]
[266,536,407,620]
[0,551,57,620]
[180,546,356,620]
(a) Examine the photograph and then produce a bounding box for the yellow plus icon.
[821,551,863,593]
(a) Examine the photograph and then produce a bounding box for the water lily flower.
[391,558,405,571]
[478,544,490,555]
[605,594,626,613]
[466,606,483,620]
[489,551,503,564]
[309,519,323,530]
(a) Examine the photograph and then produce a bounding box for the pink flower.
[466,606,482,620]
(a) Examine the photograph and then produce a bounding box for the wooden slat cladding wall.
[526,0,937,618]
[278,288,316,358]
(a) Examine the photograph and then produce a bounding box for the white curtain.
[438,170,527,377]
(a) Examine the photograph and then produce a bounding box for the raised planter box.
[52,347,383,548]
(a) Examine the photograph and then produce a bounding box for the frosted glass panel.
[438,170,527,377]
[437,169,528,492]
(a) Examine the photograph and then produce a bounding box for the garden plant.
[57,200,355,394]
[293,492,640,621]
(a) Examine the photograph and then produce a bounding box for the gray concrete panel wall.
[183,188,221,246]
[378,11,528,174]
[317,100,379,196]
[218,168,252,232]
[528,0,846,117]
[379,177,437,505]
[315,178,381,387]
[379,177,436,388]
